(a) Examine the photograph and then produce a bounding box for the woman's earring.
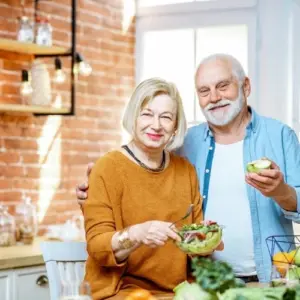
[171,131,176,142]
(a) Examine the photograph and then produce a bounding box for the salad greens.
[174,256,300,300]
[191,257,245,296]
[220,286,298,300]
[176,221,223,255]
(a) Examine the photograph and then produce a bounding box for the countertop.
[0,237,45,270]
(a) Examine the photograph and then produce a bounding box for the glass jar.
[17,16,34,43]
[35,16,52,46]
[15,197,38,245]
[0,205,16,247]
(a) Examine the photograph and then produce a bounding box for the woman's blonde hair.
[122,77,187,151]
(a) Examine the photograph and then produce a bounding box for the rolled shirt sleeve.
[280,127,300,222]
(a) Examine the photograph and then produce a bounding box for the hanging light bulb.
[73,53,92,77]
[54,57,66,83]
[20,69,33,96]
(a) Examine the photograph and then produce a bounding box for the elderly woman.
[83,78,207,300]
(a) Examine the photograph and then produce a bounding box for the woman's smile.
[146,133,163,141]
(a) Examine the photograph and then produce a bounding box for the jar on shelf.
[35,16,52,46]
[0,205,16,247]
[15,197,38,245]
[17,16,34,43]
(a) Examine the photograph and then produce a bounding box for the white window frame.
[136,0,257,16]
[135,0,258,124]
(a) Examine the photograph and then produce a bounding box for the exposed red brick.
[0,0,135,233]
[0,152,21,164]
[0,165,24,177]
[0,179,13,189]
[0,191,23,202]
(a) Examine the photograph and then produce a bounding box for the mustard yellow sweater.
[83,151,203,300]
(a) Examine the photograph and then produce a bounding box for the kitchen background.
[0,0,300,235]
[0,0,135,235]
[0,1,300,299]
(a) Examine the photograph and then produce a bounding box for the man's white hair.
[196,53,246,82]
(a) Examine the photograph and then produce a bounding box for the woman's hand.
[129,220,181,248]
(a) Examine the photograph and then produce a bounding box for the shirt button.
[209,146,213,150]
[205,169,210,173]
[203,195,206,199]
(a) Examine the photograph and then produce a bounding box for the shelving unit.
[0,38,69,56]
[0,103,70,114]
[0,0,77,116]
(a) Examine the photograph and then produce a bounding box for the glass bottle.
[35,16,53,46]
[17,16,34,43]
[15,197,38,245]
[0,205,16,247]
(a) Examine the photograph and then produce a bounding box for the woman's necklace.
[122,145,165,172]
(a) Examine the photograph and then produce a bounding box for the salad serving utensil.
[169,196,203,229]
[170,204,194,228]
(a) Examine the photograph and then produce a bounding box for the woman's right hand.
[129,221,181,248]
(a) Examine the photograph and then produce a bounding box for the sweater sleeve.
[83,155,126,267]
[188,162,203,223]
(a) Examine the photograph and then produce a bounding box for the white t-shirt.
[205,140,256,276]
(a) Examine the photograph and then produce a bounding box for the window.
[140,29,195,122]
[136,1,300,144]
[139,0,195,6]
[138,0,223,7]
[138,24,249,124]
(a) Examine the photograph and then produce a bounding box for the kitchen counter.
[0,237,45,270]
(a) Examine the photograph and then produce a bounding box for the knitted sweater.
[83,151,203,299]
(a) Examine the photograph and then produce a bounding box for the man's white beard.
[201,89,244,126]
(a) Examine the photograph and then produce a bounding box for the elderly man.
[76,53,300,283]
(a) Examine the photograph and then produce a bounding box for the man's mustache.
[205,99,232,111]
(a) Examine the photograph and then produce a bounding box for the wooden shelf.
[0,38,69,56]
[0,104,70,114]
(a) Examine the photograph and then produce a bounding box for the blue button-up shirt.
[178,108,300,282]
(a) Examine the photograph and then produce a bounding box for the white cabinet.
[0,270,12,300]
[0,266,50,300]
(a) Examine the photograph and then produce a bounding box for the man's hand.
[245,160,285,198]
[76,162,94,206]
[245,159,297,211]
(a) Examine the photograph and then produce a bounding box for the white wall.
[255,0,293,126]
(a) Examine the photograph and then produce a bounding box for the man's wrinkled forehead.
[195,59,233,87]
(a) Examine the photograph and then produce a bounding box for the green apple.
[247,158,272,173]
[293,248,300,266]
[173,282,213,300]
[173,281,189,293]
[286,266,300,280]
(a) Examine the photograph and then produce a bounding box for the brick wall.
[0,0,135,234]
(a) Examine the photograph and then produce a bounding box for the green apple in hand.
[247,158,272,173]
